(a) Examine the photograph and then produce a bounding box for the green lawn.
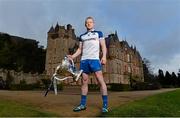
[103,89,180,117]
[0,99,58,117]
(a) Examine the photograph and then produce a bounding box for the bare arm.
[100,39,107,64]
[69,42,82,59]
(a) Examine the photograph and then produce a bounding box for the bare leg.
[81,73,89,95]
[73,72,89,111]
[94,71,107,95]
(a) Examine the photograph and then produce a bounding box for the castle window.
[128,66,131,73]
[136,69,139,74]
[119,63,121,74]
[116,50,118,58]
[127,54,130,62]
[54,48,56,54]
[64,34,69,38]
[125,65,127,72]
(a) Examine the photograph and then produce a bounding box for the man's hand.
[67,55,73,60]
[67,43,82,60]
[99,39,107,65]
[101,57,107,65]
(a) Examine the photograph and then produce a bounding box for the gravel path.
[0,87,176,117]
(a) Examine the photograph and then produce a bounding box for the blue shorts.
[80,59,102,74]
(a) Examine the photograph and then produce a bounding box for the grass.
[103,89,180,117]
[0,99,58,117]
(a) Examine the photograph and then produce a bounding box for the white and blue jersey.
[79,29,104,74]
[79,29,104,60]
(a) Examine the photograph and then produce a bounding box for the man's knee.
[95,71,103,78]
[82,79,89,85]
[82,77,88,83]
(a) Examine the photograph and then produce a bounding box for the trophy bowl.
[54,56,83,81]
[56,57,73,76]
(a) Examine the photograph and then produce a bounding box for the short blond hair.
[85,16,94,23]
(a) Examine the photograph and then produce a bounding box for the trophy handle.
[54,76,73,81]
[65,55,74,67]
[69,58,74,67]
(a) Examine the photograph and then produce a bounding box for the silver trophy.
[44,56,83,96]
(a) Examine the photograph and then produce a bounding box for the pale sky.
[0,0,180,74]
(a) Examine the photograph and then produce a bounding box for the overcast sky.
[0,0,180,74]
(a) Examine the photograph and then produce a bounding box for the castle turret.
[114,31,119,41]
[107,33,119,59]
[55,22,59,32]
[48,26,55,33]
[67,24,72,30]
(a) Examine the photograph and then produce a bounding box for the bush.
[57,83,63,91]
[161,85,174,88]
[10,84,38,90]
[109,83,131,91]
[0,78,5,89]
[132,82,161,90]
[9,80,43,90]
[148,82,161,90]
[33,80,41,89]
[5,71,14,89]
[41,78,51,89]
[88,84,100,91]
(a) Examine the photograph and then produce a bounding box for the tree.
[158,69,165,86]
[142,58,155,82]
[171,72,178,87]
[0,33,46,73]
[0,34,15,70]
[140,58,162,89]
[164,71,172,87]
[177,69,180,86]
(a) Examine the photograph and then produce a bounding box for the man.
[68,16,108,113]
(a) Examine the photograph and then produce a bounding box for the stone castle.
[45,23,144,85]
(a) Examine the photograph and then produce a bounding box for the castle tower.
[45,23,77,76]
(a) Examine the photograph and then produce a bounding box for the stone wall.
[0,69,46,84]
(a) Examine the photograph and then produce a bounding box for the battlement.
[47,23,76,40]
[48,23,74,33]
